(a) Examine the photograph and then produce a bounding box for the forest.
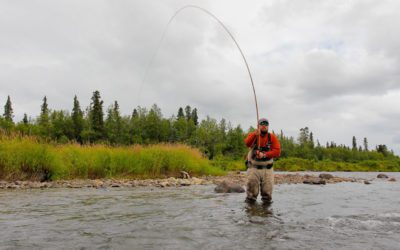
[1,91,399,177]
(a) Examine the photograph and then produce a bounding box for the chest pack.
[253,132,272,152]
[245,132,274,168]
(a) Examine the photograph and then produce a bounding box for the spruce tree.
[185,105,191,121]
[39,96,49,125]
[352,136,357,150]
[309,132,314,148]
[3,95,13,123]
[72,95,84,142]
[38,96,50,137]
[89,90,104,140]
[177,107,184,119]
[22,113,28,125]
[363,137,368,151]
[191,108,198,126]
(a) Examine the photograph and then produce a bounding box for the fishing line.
[138,5,260,135]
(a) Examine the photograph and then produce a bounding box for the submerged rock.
[303,178,326,185]
[377,174,389,179]
[388,178,396,182]
[214,181,245,193]
[319,173,334,179]
[364,180,372,185]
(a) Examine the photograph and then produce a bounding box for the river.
[1,172,399,249]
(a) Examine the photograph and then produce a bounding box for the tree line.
[0,91,397,162]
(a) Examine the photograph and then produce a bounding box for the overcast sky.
[1,0,399,154]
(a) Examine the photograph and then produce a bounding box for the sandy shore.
[0,171,382,190]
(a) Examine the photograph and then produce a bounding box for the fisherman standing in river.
[244,118,281,204]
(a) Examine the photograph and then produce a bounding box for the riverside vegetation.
[0,91,399,181]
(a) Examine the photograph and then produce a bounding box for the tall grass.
[0,136,224,181]
[274,157,400,172]
[209,156,400,172]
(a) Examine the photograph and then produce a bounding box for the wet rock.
[158,181,169,188]
[179,179,191,186]
[191,177,204,185]
[214,181,245,193]
[180,171,190,179]
[67,184,81,188]
[377,174,389,179]
[364,180,371,185]
[388,178,396,182]
[111,183,121,188]
[93,180,104,188]
[303,178,326,185]
[319,173,334,179]
[41,182,52,188]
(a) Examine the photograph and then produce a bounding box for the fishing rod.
[139,5,261,146]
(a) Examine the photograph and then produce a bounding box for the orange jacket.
[244,131,281,159]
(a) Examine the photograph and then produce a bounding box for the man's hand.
[256,150,267,159]
[254,128,261,136]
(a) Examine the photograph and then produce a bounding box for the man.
[244,118,281,204]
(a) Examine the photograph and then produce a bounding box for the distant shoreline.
[2,172,395,190]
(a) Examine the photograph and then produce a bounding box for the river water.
[1,172,400,250]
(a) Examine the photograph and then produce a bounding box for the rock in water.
[364,180,371,185]
[319,173,334,179]
[214,181,245,193]
[388,178,396,182]
[377,174,389,179]
[303,178,326,185]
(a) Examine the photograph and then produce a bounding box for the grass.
[210,156,400,172]
[1,135,398,181]
[0,136,224,181]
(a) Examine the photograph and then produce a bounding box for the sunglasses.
[259,121,269,126]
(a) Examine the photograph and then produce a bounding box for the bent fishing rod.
[139,5,261,147]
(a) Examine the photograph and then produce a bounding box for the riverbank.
[1,172,396,189]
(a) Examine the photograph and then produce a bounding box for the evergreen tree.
[309,132,314,148]
[298,127,309,146]
[177,107,184,119]
[376,144,389,156]
[352,136,357,150]
[185,105,191,121]
[363,137,369,151]
[3,95,13,123]
[129,107,145,144]
[38,96,51,137]
[191,108,199,126]
[39,96,49,125]
[105,101,123,144]
[23,113,28,125]
[89,90,104,141]
[132,109,138,118]
[71,95,84,142]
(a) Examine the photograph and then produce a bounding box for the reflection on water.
[0,172,399,249]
